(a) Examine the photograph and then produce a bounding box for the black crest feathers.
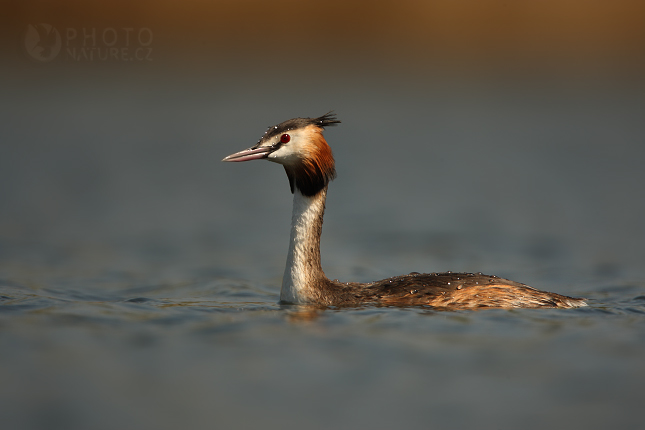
[258,112,341,145]
[313,111,341,128]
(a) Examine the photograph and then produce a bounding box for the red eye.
[280,134,290,144]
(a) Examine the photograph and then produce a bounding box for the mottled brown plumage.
[310,272,585,309]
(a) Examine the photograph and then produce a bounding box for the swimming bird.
[222,113,586,309]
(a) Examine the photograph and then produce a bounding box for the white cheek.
[268,145,301,166]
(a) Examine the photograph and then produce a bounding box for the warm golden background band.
[3,0,644,76]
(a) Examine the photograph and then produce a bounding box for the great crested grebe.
[222,113,586,309]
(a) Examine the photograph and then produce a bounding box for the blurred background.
[1,1,645,430]
[1,0,644,277]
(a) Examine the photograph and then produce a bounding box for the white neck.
[280,187,328,303]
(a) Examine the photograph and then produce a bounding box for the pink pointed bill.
[222,146,271,162]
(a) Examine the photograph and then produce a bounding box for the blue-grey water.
[1,70,644,430]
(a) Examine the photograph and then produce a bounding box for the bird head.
[223,112,340,196]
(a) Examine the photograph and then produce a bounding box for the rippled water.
[2,270,645,430]
[1,73,644,429]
